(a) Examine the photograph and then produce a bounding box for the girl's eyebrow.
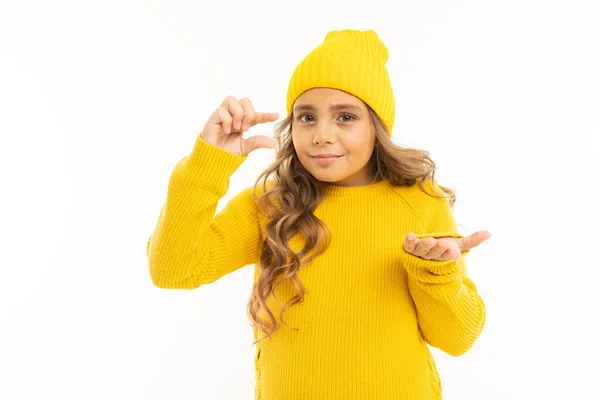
[293,104,362,112]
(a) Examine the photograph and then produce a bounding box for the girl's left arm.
[403,190,486,357]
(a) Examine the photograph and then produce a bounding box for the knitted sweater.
[146,134,486,400]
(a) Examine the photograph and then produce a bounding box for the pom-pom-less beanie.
[286,29,396,136]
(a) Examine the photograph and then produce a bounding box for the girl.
[147,29,491,400]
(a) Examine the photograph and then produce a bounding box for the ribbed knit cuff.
[403,231,471,281]
[166,134,248,216]
[185,133,248,176]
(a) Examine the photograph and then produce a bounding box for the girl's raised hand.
[200,96,280,156]
[403,230,492,261]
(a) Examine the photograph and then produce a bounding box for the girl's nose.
[313,122,336,145]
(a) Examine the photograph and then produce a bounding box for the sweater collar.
[322,178,391,196]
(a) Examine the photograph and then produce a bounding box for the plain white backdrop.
[1,1,599,399]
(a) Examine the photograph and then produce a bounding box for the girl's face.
[291,88,376,187]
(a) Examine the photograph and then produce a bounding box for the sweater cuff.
[184,133,248,177]
[403,231,471,280]
[165,134,249,213]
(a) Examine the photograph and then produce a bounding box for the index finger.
[253,112,280,125]
[462,231,490,252]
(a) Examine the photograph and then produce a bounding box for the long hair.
[246,104,456,345]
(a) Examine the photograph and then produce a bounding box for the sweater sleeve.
[146,134,264,289]
[402,181,486,357]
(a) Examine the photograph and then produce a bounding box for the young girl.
[147,29,491,400]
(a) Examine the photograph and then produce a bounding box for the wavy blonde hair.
[246,103,456,345]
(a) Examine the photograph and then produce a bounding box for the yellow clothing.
[286,29,396,134]
[146,135,486,400]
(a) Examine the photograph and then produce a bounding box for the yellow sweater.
[146,134,486,400]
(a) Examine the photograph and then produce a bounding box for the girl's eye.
[298,114,315,123]
[297,113,355,123]
[339,114,355,122]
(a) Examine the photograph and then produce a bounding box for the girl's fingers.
[218,96,278,132]
[431,241,461,260]
[254,112,280,125]
[201,95,280,155]
[404,233,418,252]
[438,248,457,260]
[216,106,233,134]
[405,234,435,257]
[406,234,473,261]
[407,235,453,260]
[221,96,245,132]
[416,237,435,254]
[427,239,460,260]
[428,240,448,259]
[239,97,256,131]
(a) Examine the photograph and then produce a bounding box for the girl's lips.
[312,155,342,165]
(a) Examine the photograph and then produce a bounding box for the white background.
[1,1,599,399]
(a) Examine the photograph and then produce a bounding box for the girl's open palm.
[403,230,492,261]
[200,96,279,156]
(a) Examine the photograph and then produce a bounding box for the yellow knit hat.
[286,29,395,136]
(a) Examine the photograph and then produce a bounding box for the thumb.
[243,135,275,155]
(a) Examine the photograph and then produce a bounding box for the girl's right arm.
[146,96,278,289]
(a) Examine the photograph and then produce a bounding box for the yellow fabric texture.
[286,29,396,136]
[146,136,486,400]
